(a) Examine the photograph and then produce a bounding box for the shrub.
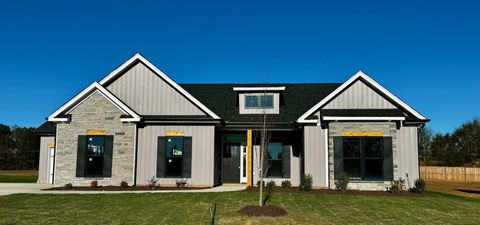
[90,180,98,188]
[120,181,129,188]
[256,180,265,188]
[147,176,158,189]
[335,171,349,192]
[176,179,188,189]
[300,174,313,191]
[409,178,426,193]
[266,180,276,193]
[281,180,292,188]
[64,183,73,190]
[387,178,405,194]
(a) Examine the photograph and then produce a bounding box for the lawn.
[0,170,37,183]
[0,190,479,224]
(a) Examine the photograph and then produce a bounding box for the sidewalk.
[0,183,246,196]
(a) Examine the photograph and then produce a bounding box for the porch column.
[247,129,252,186]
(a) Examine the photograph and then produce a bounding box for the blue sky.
[0,0,479,133]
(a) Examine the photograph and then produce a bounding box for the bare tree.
[254,88,272,207]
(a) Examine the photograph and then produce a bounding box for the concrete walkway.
[0,183,246,196]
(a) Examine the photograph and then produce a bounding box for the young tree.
[253,89,272,207]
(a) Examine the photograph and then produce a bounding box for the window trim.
[342,137,384,181]
[267,142,283,178]
[244,94,274,109]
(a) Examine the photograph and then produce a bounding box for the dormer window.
[245,94,274,109]
[233,86,284,115]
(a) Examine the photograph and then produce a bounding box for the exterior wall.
[38,136,55,184]
[106,62,206,116]
[304,126,328,188]
[238,93,280,114]
[328,122,398,191]
[397,126,419,187]
[55,92,136,186]
[324,80,396,109]
[136,125,215,187]
[252,145,301,186]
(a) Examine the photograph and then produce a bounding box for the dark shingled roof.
[180,83,342,123]
[34,122,56,134]
[320,109,406,117]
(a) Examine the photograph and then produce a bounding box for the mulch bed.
[239,205,287,217]
[44,186,209,191]
[246,186,424,197]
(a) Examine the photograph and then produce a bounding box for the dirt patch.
[44,186,209,191]
[246,187,423,197]
[239,205,287,217]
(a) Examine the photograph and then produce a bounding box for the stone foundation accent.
[328,122,399,190]
[55,92,135,187]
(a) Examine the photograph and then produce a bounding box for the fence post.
[444,167,447,181]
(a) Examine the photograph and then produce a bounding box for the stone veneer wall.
[328,122,398,191]
[55,92,136,187]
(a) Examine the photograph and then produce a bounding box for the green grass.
[0,191,479,224]
[0,170,37,183]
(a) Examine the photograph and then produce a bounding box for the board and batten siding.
[397,126,420,186]
[136,125,215,187]
[324,80,396,109]
[105,62,206,116]
[38,136,55,184]
[304,126,328,188]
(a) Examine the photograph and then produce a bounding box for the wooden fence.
[420,166,480,182]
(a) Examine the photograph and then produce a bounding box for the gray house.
[37,53,429,190]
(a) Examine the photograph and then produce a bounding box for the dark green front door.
[222,143,241,183]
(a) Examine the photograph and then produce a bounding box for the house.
[36,53,429,190]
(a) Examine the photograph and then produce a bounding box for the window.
[267,143,283,178]
[244,94,273,109]
[166,137,184,178]
[342,137,383,180]
[86,136,105,177]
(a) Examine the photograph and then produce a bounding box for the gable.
[323,79,396,109]
[105,62,207,116]
[68,91,125,119]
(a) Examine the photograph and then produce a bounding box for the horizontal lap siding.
[106,62,206,116]
[136,125,215,186]
[304,126,327,187]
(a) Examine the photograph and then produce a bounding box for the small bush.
[90,180,98,188]
[147,176,158,189]
[256,180,265,188]
[266,180,276,193]
[281,180,292,188]
[176,179,188,189]
[300,174,313,191]
[64,183,73,190]
[335,171,349,192]
[409,178,426,193]
[387,178,405,194]
[120,181,129,188]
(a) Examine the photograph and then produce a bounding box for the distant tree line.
[0,124,40,170]
[419,118,480,167]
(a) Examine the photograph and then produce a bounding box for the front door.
[222,143,241,183]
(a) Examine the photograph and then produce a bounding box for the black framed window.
[165,136,184,178]
[342,137,383,180]
[86,136,105,177]
[244,95,273,109]
[267,143,283,178]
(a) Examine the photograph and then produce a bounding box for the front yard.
[0,190,479,224]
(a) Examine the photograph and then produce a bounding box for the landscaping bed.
[246,186,424,197]
[44,186,209,191]
[239,205,287,217]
